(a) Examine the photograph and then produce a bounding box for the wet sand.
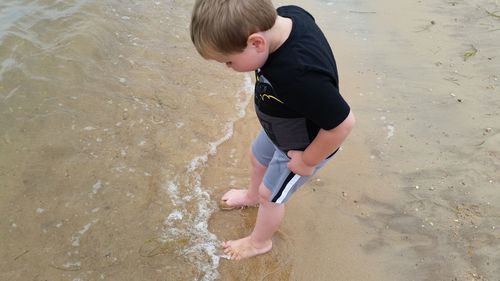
[204,0,499,280]
[1,0,498,280]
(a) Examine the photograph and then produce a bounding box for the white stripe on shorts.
[275,174,301,204]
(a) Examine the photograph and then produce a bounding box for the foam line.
[161,74,253,281]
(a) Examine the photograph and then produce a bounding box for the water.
[4,0,498,280]
[0,0,251,280]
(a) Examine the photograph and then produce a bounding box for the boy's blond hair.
[190,0,277,58]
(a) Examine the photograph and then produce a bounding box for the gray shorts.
[252,130,333,204]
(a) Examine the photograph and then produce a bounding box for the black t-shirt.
[254,5,350,152]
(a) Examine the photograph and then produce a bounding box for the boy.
[190,0,355,260]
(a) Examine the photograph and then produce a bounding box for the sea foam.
[160,74,253,281]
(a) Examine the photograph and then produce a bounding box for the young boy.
[190,0,355,260]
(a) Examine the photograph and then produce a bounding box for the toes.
[222,241,240,260]
[231,252,240,260]
[222,240,235,250]
[223,247,231,254]
[227,249,239,260]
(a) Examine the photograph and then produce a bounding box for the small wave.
[160,74,253,281]
[0,0,90,42]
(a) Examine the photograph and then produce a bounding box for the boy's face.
[208,35,269,72]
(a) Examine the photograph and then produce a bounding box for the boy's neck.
[266,16,292,54]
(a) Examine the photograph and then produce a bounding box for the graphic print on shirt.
[254,68,311,152]
[255,69,279,144]
[255,69,283,104]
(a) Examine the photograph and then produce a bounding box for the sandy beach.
[1,0,498,280]
[204,0,500,280]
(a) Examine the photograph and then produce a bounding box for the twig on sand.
[13,250,29,261]
[444,77,460,86]
[349,10,376,14]
[49,263,81,271]
[463,45,478,61]
[485,9,500,19]
[138,237,189,257]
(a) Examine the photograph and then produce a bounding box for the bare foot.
[219,189,259,210]
[222,236,272,260]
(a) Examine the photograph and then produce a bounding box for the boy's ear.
[247,33,267,52]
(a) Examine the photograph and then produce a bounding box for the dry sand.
[203,0,499,280]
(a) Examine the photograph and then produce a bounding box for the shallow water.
[0,0,251,280]
[2,0,499,280]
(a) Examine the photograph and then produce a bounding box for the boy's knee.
[257,183,272,203]
[250,149,267,172]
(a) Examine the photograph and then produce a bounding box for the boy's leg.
[222,142,334,260]
[221,131,273,208]
[222,183,283,260]
[220,149,266,208]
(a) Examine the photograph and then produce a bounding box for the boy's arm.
[287,110,355,176]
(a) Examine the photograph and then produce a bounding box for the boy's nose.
[225,62,232,68]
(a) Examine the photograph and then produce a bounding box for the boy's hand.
[287,150,315,176]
